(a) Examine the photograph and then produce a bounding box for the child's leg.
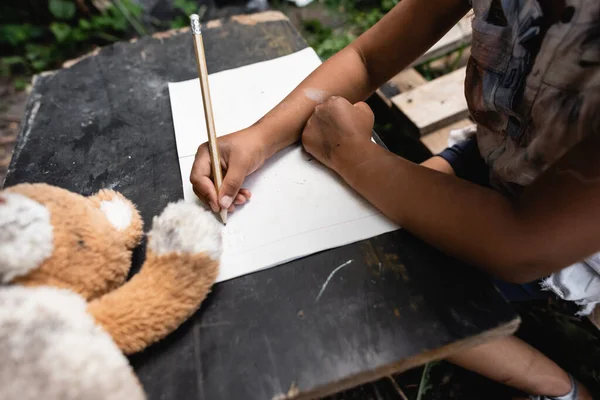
[446,335,592,399]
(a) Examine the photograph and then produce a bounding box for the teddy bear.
[0,182,223,400]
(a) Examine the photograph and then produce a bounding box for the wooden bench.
[376,15,474,155]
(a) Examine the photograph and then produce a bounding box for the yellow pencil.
[190,14,227,225]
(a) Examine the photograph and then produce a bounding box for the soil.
[0,77,27,188]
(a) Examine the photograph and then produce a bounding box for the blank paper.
[168,47,400,283]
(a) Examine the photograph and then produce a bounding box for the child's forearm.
[334,140,600,283]
[335,144,519,279]
[256,0,471,159]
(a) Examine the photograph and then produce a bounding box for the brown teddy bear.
[0,182,222,400]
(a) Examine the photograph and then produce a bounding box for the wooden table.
[5,11,520,400]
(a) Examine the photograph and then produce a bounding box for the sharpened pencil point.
[220,209,227,225]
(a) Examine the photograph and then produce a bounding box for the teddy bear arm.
[87,200,221,355]
[88,252,219,355]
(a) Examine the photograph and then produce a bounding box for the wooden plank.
[420,118,473,155]
[375,88,393,107]
[391,66,469,135]
[411,16,472,67]
[428,45,471,72]
[377,16,471,107]
[376,68,427,107]
[389,68,428,93]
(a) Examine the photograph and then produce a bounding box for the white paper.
[168,47,400,283]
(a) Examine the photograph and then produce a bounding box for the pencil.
[190,14,227,225]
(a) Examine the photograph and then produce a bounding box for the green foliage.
[1,0,147,86]
[14,77,30,91]
[49,0,76,20]
[1,0,210,88]
[170,0,207,29]
[299,0,399,59]
[303,19,355,59]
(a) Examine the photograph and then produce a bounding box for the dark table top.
[5,10,520,400]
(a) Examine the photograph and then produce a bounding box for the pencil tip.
[220,209,227,225]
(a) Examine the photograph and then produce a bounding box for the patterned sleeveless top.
[465,0,600,196]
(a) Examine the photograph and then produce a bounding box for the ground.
[0,77,26,187]
[1,0,599,398]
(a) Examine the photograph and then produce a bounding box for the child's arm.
[191,0,471,211]
[255,0,471,159]
[302,96,600,284]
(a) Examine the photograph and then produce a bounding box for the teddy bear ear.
[0,286,146,400]
[0,192,54,284]
[87,189,144,249]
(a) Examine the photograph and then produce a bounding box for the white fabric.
[542,253,600,316]
[447,124,477,148]
[168,48,399,283]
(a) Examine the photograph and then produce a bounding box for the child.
[190,0,599,398]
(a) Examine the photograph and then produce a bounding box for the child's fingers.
[192,183,218,213]
[234,193,247,205]
[239,188,252,199]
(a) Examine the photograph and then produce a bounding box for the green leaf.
[79,19,92,30]
[29,26,46,39]
[170,16,187,29]
[71,27,88,41]
[25,43,53,62]
[1,56,26,66]
[32,59,48,71]
[14,78,29,91]
[123,0,144,17]
[50,22,72,42]
[104,6,128,31]
[49,0,76,20]
[174,0,198,16]
[90,14,112,29]
[0,24,33,46]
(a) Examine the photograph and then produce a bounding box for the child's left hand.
[301,96,375,173]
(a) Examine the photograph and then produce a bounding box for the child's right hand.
[190,127,267,213]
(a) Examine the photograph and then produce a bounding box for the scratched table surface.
[5,10,520,400]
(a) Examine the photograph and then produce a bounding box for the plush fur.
[5,184,144,300]
[148,200,222,260]
[0,192,54,283]
[88,251,219,354]
[0,286,146,400]
[89,200,222,354]
[0,183,222,399]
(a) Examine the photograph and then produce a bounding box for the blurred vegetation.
[281,0,465,81]
[0,0,204,88]
[2,0,398,89]
[295,0,399,59]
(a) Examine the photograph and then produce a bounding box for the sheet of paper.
[168,47,400,283]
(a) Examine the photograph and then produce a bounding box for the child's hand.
[190,128,266,213]
[301,96,375,173]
